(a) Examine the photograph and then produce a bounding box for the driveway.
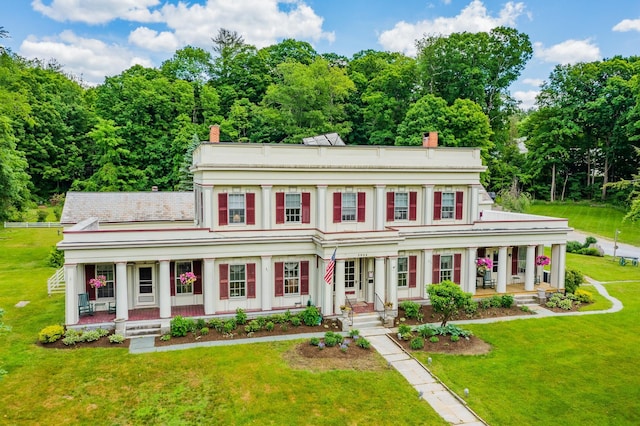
[568,230,639,259]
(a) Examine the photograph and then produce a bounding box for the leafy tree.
[426,281,472,327]
[0,116,30,220]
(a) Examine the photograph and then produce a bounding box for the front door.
[136,265,156,306]
[344,259,365,301]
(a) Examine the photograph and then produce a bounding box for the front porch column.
[158,260,171,318]
[374,257,385,311]
[334,259,345,314]
[317,185,327,231]
[497,246,508,293]
[423,185,434,225]
[366,258,374,303]
[551,244,566,290]
[470,186,479,222]
[322,255,333,316]
[203,258,215,315]
[64,263,78,325]
[387,256,398,307]
[423,249,433,295]
[375,184,385,230]
[115,262,128,320]
[261,185,272,228]
[203,185,213,230]
[261,256,272,311]
[525,245,536,291]
[467,247,477,295]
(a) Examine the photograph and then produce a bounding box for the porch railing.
[344,297,354,326]
[47,267,65,295]
[374,292,385,322]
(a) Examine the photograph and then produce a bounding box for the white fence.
[3,222,61,228]
[47,267,66,295]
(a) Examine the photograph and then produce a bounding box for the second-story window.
[285,193,301,223]
[333,192,366,223]
[441,192,455,219]
[228,194,245,224]
[341,193,357,222]
[394,193,409,220]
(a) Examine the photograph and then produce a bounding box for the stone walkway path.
[128,279,623,426]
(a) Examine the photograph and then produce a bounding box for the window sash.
[229,264,246,298]
[394,193,409,220]
[285,193,301,223]
[344,260,356,289]
[175,261,193,294]
[96,264,115,298]
[284,261,300,295]
[517,247,527,273]
[228,193,245,224]
[439,255,453,282]
[397,257,408,287]
[441,192,455,219]
[341,193,357,222]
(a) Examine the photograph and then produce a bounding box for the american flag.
[324,249,336,284]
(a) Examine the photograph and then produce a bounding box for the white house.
[58,128,570,330]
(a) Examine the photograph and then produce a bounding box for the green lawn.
[527,201,640,246]
[0,228,446,425]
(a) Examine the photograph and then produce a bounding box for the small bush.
[520,305,532,313]
[96,328,109,338]
[310,337,320,346]
[565,268,584,294]
[464,300,478,316]
[36,209,49,222]
[265,321,275,332]
[577,247,602,257]
[450,335,460,342]
[195,318,206,330]
[429,336,440,343]
[356,337,371,349]
[109,333,125,344]
[81,330,101,342]
[160,334,171,341]
[416,324,436,338]
[235,308,248,325]
[489,295,503,308]
[398,324,412,335]
[223,319,237,334]
[324,331,342,347]
[280,324,288,332]
[244,320,261,333]
[409,337,424,350]
[500,294,514,308]
[290,316,302,327]
[399,301,421,319]
[558,298,573,310]
[200,327,209,335]
[566,241,583,253]
[574,288,594,303]
[340,343,348,353]
[39,325,65,343]
[479,298,492,309]
[348,329,360,338]
[207,318,224,332]
[62,329,82,346]
[47,246,64,268]
[171,316,196,337]
[300,306,322,326]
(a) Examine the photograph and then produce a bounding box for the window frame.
[517,246,526,274]
[229,264,246,298]
[283,261,300,295]
[344,260,356,290]
[397,256,408,287]
[341,192,357,222]
[285,193,302,223]
[441,192,455,219]
[175,261,194,295]
[96,264,115,299]
[439,255,453,282]
[228,193,246,224]
[394,192,409,221]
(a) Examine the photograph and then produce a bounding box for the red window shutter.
[246,193,255,225]
[454,253,462,284]
[409,191,417,221]
[511,247,519,274]
[432,255,440,284]
[302,192,311,224]
[218,193,228,226]
[85,264,96,300]
[357,192,366,222]
[247,263,256,298]
[170,262,176,296]
[434,191,442,220]
[275,192,285,224]
[219,264,229,300]
[301,261,309,295]
[386,192,394,221]
[455,191,463,220]
[193,260,202,295]
[274,262,284,297]
[409,255,417,288]
[333,192,342,223]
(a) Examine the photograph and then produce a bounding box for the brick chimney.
[422,131,438,148]
[209,124,220,143]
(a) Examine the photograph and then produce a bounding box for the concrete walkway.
[128,279,624,426]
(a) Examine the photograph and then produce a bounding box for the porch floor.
[475,281,555,297]
[77,304,205,326]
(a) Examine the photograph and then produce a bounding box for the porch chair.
[482,271,496,289]
[78,293,95,316]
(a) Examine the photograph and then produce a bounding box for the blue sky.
[3,0,640,109]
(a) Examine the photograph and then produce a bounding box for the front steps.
[513,294,538,305]
[125,321,162,338]
[343,312,383,330]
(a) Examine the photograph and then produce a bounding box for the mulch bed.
[389,333,492,355]
[395,304,533,327]
[39,334,130,349]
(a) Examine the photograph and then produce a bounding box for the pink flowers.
[475,258,493,269]
[536,255,550,266]
[179,271,197,286]
[89,275,107,288]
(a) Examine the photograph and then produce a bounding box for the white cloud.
[129,27,179,53]
[534,39,601,64]
[612,19,640,32]
[513,90,538,110]
[378,0,526,56]
[31,0,163,24]
[20,30,153,85]
[522,78,544,87]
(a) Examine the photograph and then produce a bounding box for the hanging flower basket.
[536,255,550,266]
[179,271,197,286]
[475,258,493,275]
[89,275,107,288]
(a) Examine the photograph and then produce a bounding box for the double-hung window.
[285,193,301,223]
[397,257,408,287]
[441,192,455,219]
[284,262,300,295]
[228,193,245,224]
[341,193,357,222]
[229,264,246,298]
[439,255,453,282]
[175,261,193,294]
[394,193,409,220]
[96,264,115,298]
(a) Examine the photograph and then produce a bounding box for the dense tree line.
[1,27,639,222]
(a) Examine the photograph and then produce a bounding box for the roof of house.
[60,191,194,224]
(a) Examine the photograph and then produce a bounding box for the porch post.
[423,184,434,225]
[388,256,398,308]
[115,262,128,320]
[64,263,78,325]
[467,247,477,295]
[366,257,375,303]
[335,259,345,314]
[261,185,271,228]
[203,258,215,315]
[158,260,171,319]
[374,257,385,311]
[322,255,333,316]
[261,256,272,311]
[551,244,566,290]
[375,184,385,230]
[525,245,536,291]
[497,246,508,293]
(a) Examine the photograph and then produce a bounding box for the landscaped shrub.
[195,318,206,330]
[223,319,237,334]
[399,301,420,319]
[410,337,424,350]
[426,281,472,326]
[47,246,64,268]
[478,298,492,309]
[574,288,594,303]
[235,308,248,325]
[429,336,439,343]
[309,337,320,346]
[160,334,171,341]
[244,320,261,333]
[39,325,65,343]
[558,298,574,310]
[489,295,503,308]
[96,328,109,338]
[500,294,514,308]
[62,329,82,346]
[171,315,196,337]
[398,324,412,335]
[265,321,275,332]
[200,327,209,335]
[81,330,101,342]
[577,247,602,257]
[566,241,583,253]
[290,316,301,327]
[565,268,584,294]
[349,329,360,338]
[300,306,322,326]
[464,300,478,316]
[416,324,436,338]
[109,333,125,344]
[355,337,370,349]
[450,335,460,342]
[323,331,343,347]
[207,318,224,332]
